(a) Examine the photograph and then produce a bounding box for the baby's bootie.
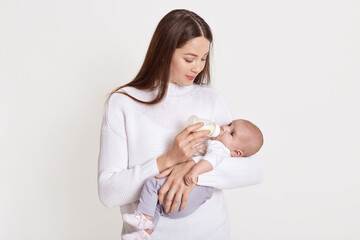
[123,210,154,230]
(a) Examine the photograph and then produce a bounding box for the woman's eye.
[201,58,207,62]
[230,132,234,136]
[185,59,193,63]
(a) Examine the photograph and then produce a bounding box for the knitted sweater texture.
[98,83,263,239]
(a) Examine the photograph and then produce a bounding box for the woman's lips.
[186,75,195,81]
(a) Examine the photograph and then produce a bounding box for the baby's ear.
[231,149,243,157]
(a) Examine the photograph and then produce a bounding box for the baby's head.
[211,119,263,157]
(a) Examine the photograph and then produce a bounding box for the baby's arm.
[184,159,213,186]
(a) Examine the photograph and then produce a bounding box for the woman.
[98,9,263,240]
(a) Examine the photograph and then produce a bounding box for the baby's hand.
[184,171,198,186]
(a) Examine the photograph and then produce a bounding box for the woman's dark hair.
[109,9,213,104]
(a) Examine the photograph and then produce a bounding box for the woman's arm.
[98,97,160,208]
[197,155,263,189]
[98,94,209,208]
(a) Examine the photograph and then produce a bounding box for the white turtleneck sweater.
[98,83,263,240]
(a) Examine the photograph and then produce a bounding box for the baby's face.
[211,120,245,156]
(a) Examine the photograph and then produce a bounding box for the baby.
[122,119,263,240]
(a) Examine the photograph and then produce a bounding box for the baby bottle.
[185,115,221,137]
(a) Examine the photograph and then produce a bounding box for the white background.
[1,0,359,239]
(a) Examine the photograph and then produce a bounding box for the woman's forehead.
[177,37,210,56]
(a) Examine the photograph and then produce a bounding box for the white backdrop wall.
[1,0,359,239]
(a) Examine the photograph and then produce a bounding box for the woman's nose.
[191,66,200,74]
[191,62,202,73]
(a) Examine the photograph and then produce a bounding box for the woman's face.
[169,36,210,86]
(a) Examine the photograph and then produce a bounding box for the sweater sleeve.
[197,90,264,189]
[97,94,159,208]
[197,155,263,189]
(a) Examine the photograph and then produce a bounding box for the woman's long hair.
[109,9,213,105]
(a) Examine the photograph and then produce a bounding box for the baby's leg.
[136,178,214,227]
[162,185,214,218]
[151,203,162,228]
[137,177,167,228]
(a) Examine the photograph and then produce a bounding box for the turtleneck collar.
[165,82,195,97]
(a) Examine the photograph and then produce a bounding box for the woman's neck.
[166,82,195,96]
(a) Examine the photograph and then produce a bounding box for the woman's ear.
[231,149,244,157]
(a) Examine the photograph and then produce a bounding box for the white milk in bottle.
[185,115,220,137]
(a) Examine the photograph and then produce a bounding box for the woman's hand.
[156,161,196,213]
[157,122,209,172]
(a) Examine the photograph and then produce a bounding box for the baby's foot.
[122,229,152,240]
[123,210,154,230]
